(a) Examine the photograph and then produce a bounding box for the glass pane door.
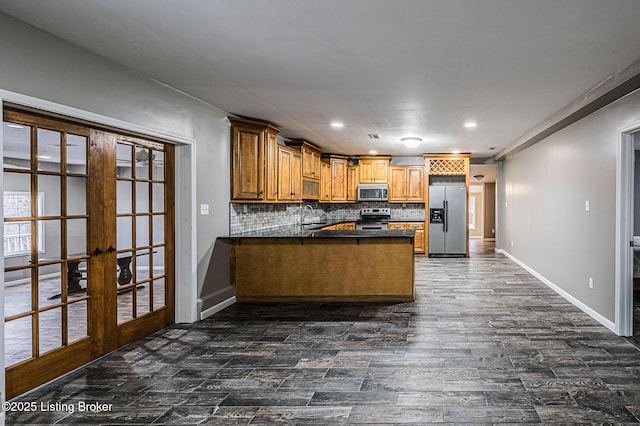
[115,139,168,324]
[3,109,174,399]
[3,114,90,371]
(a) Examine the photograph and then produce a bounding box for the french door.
[3,108,174,398]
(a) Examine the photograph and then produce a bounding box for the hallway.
[8,241,640,424]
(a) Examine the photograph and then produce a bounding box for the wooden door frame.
[615,122,640,337]
[1,91,195,401]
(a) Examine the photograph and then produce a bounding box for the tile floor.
[7,240,640,424]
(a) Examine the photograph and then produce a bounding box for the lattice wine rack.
[428,158,466,175]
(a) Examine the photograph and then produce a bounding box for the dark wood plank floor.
[7,240,640,424]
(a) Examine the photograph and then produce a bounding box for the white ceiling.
[1,0,640,165]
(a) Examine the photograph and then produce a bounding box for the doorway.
[615,125,640,337]
[469,188,482,239]
[633,135,640,341]
[3,108,175,398]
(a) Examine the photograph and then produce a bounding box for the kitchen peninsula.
[223,227,416,302]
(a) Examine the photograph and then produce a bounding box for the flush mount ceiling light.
[400,137,422,148]
[330,121,344,128]
[464,121,478,129]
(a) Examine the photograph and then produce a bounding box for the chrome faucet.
[300,204,316,232]
[303,204,315,217]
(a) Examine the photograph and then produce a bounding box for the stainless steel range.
[356,207,391,230]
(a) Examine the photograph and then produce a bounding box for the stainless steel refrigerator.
[428,184,467,257]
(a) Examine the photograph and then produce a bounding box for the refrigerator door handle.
[443,200,448,233]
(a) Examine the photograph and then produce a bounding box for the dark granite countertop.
[221,226,415,240]
[299,219,357,230]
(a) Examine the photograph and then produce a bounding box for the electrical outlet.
[511,240,514,247]
[588,277,594,289]
[243,204,248,214]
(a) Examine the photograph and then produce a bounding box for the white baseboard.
[199,296,236,320]
[496,249,616,333]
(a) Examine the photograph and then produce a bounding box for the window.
[4,192,44,256]
[468,196,476,231]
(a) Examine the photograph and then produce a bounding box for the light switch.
[200,204,210,215]
[584,200,590,212]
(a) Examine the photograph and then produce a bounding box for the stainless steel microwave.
[357,184,389,202]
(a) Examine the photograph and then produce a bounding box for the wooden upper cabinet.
[231,125,262,200]
[330,156,348,202]
[287,140,321,181]
[287,140,322,200]
[277,145,302,202]
[358,156,390,183]
[320,161,332,202]
[291,150,302,202]
[346,165,359,202]
[264,131,279,201]
[406,166,425,201]
[230,117,280,201]
[424,153,470,185]
[389,165,425,202]
[389,167,407,201]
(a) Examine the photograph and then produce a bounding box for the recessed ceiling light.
[368,133,380,139]
[330,121,344,128]
[464,121,478,129]
[369,150,378,155]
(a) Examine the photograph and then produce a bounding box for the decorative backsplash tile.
[230,202,425,234]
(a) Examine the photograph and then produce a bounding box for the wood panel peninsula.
[223,229,416,302]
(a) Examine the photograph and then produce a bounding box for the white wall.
[498,88,640,324]
[0,12,231,404]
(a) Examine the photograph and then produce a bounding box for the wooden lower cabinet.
[389,222,425,254]
[407,223,425,254]
[231,236,415,302]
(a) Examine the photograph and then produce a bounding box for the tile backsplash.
[230,202,425,234]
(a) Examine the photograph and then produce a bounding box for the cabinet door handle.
[93,247,104,256]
